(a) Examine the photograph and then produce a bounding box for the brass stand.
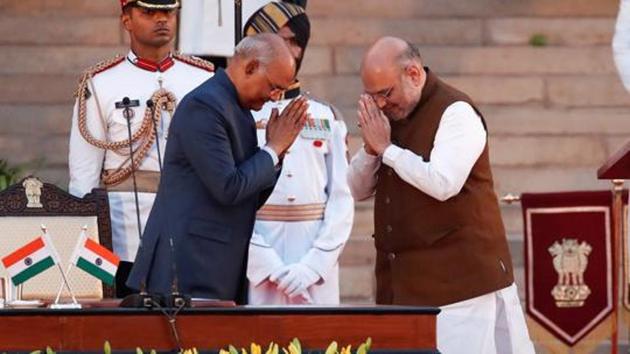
[611,180,625,354]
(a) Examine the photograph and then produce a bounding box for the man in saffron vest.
[347,36,534,354]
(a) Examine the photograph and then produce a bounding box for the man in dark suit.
[126,33,308,304]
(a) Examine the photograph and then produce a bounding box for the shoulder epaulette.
[74,55,125,99]
[87,55,125,77]
[173,53,215,73]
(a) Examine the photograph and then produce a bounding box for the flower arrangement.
[24,337,371,354]
[219,337,371,354]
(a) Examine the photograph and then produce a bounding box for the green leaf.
[529,33,548,47]
[229,345,239,354]
[45,346,55,354]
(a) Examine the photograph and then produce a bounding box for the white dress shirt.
[348,101,486,201]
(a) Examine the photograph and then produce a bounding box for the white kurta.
[613,0,630,91]
[68,51,213,262]
[347,101,534,353]
[247,98,354,305]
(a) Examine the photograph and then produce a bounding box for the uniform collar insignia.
[127,51,175,72]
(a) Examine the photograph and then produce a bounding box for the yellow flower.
[251,343,262,354]
[288,338,301,354]
[324,341,338,354]
[265,343,279,354]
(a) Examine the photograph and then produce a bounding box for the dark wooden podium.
[598,139,630,354]
[0,305,439,352]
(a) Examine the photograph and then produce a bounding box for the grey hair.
[233,34,281,67]
[396,41,422,68]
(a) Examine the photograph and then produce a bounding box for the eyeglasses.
[264,71,289,100]
[367,86,394,103]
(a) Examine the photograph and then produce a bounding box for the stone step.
[0,17,122,45]
[340,238,375,267]
[0,134,68,166]
[0,46,127,74]
[339,265,374,300]
[31,167,69,190]
[481,106,630,135]
[300,75,363,108]
[492,166,614,197]
[300,46,333,76]
[446,76,546,105]
[606,136,630,156]
[309,18,483,46]
[0,0,118,17]
[0,104,71,135]
[334,46,617,75]
[486,18,614,46]
[0,74,76,104]
[308,0,618,18]
[547,75,630,107]
[490,135,608,167]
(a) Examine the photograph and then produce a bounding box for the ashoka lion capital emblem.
[548,238,592,307]
[22,177,43,208]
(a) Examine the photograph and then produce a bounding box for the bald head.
[361,36,422,76]
[227,33,297,110]
[233,33,296,71]
[360,36,425,121]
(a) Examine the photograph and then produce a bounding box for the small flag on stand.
[1,234,59,286]
[70,228,119,285]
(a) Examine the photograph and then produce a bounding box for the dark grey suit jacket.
[126,69,278,304]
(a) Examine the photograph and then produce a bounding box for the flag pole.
[53,263,74,305]
[53,262,79,307]
[41,225,80,308]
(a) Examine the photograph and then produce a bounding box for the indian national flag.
[70,229,119,285]
[1,234,59,286]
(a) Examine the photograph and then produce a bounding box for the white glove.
[275,263,320,299]
[269,265,290,284]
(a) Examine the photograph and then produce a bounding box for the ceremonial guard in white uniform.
[68,0,214,297]
[244,2,354,304]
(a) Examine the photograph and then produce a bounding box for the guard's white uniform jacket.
[68,51,213,262]
[247,96,354,305]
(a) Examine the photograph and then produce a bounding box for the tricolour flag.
[70,229,119,285]
[1,234,59,286]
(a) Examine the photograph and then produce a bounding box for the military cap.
[120,0,180,11]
